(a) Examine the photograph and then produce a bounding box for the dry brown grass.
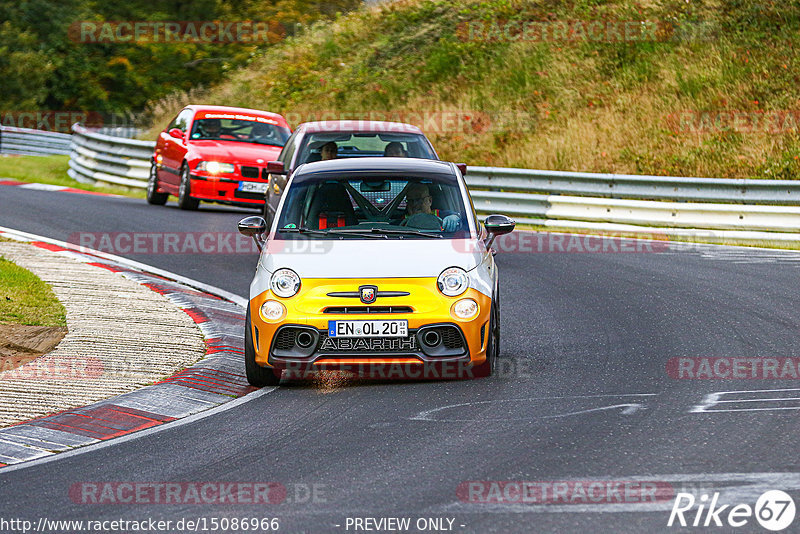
[139,0,800,179]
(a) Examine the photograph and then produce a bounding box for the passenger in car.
[383,142,407,157]
[250,123,275,143]
[321,141,338,160]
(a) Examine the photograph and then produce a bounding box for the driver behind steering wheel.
[403,183,461,232]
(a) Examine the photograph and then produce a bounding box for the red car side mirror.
[456,163,467,176]
[266,161,286,174]
[168,128,184,139]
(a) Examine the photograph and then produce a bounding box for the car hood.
[259,238,486,279]
[188,140,282,164]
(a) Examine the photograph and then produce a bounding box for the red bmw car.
[147,105,291,210]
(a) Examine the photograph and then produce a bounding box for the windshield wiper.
[278,227,329,236]
[324,228,389,239]
[279,227,386,239]
[352,227,443,239]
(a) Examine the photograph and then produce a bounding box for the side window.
[467,187,479,235]
[175,109,193,132]
[279,131,299,166]
[167,112,182,131]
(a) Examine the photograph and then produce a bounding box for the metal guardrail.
[466,167,800,241]
[60,126,800,242]
[466,166,800,205]
[67,123,155,188]
[0,126,72,156]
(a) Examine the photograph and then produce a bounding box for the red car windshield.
[190,118,290,147]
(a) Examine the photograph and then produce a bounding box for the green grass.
[143,0,800,180]
[0,255,66,327]
[0,155,145,198]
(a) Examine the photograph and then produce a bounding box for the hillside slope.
[146,0,800,179]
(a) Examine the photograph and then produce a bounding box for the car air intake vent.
[439,326,463,349]
[241,166,259,179]
[274,328,296,350]
[416,325,467,357]
[323,306,413,314]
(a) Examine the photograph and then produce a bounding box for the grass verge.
[0,254,67,327]
[0,155,145,198]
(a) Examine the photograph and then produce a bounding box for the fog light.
[260,300,286,322]
[452,298,479,320]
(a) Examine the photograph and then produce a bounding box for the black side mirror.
[238,216,268,251]
[484,214,515,249]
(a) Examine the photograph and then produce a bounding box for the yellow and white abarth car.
[238,157,514,386]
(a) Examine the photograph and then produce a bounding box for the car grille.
[241,166,260,179]
[323,306,413,314]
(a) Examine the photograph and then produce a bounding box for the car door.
[159,108,193,188]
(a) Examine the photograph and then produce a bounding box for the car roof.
[186,105,288,125]
[298,121,424,134]
[293,157,456,180]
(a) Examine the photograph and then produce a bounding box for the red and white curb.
[0,227,263,469]
[0,179,120,197]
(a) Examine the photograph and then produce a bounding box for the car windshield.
[296,133,436,164]
[275,175,470,239]
[190,118,290,146]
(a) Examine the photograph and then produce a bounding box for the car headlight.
[270,268,301,298]
[437,267,468,296]
[260,300,286,321]
[452,298,479,319]
[196,161,235,174]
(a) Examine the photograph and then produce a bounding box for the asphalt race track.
[3,186,800,533]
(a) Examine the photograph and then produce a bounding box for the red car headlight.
[196,161,235,174]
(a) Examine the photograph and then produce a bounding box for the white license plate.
[328,320,408,338]
[238,181,269,193]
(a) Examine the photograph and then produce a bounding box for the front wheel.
[245,307,282,387]
[146,163,168,205]
[177,165,200,210]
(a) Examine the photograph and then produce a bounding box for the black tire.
[177,165,200,210]
[146,163,168,205]
[245,307,282,387]
[473,300,499,378]
[494,289,501,359]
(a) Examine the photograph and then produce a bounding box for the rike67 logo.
[668,490,796,531]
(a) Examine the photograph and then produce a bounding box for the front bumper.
[249,278,492,374]
[190,173,267,205]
